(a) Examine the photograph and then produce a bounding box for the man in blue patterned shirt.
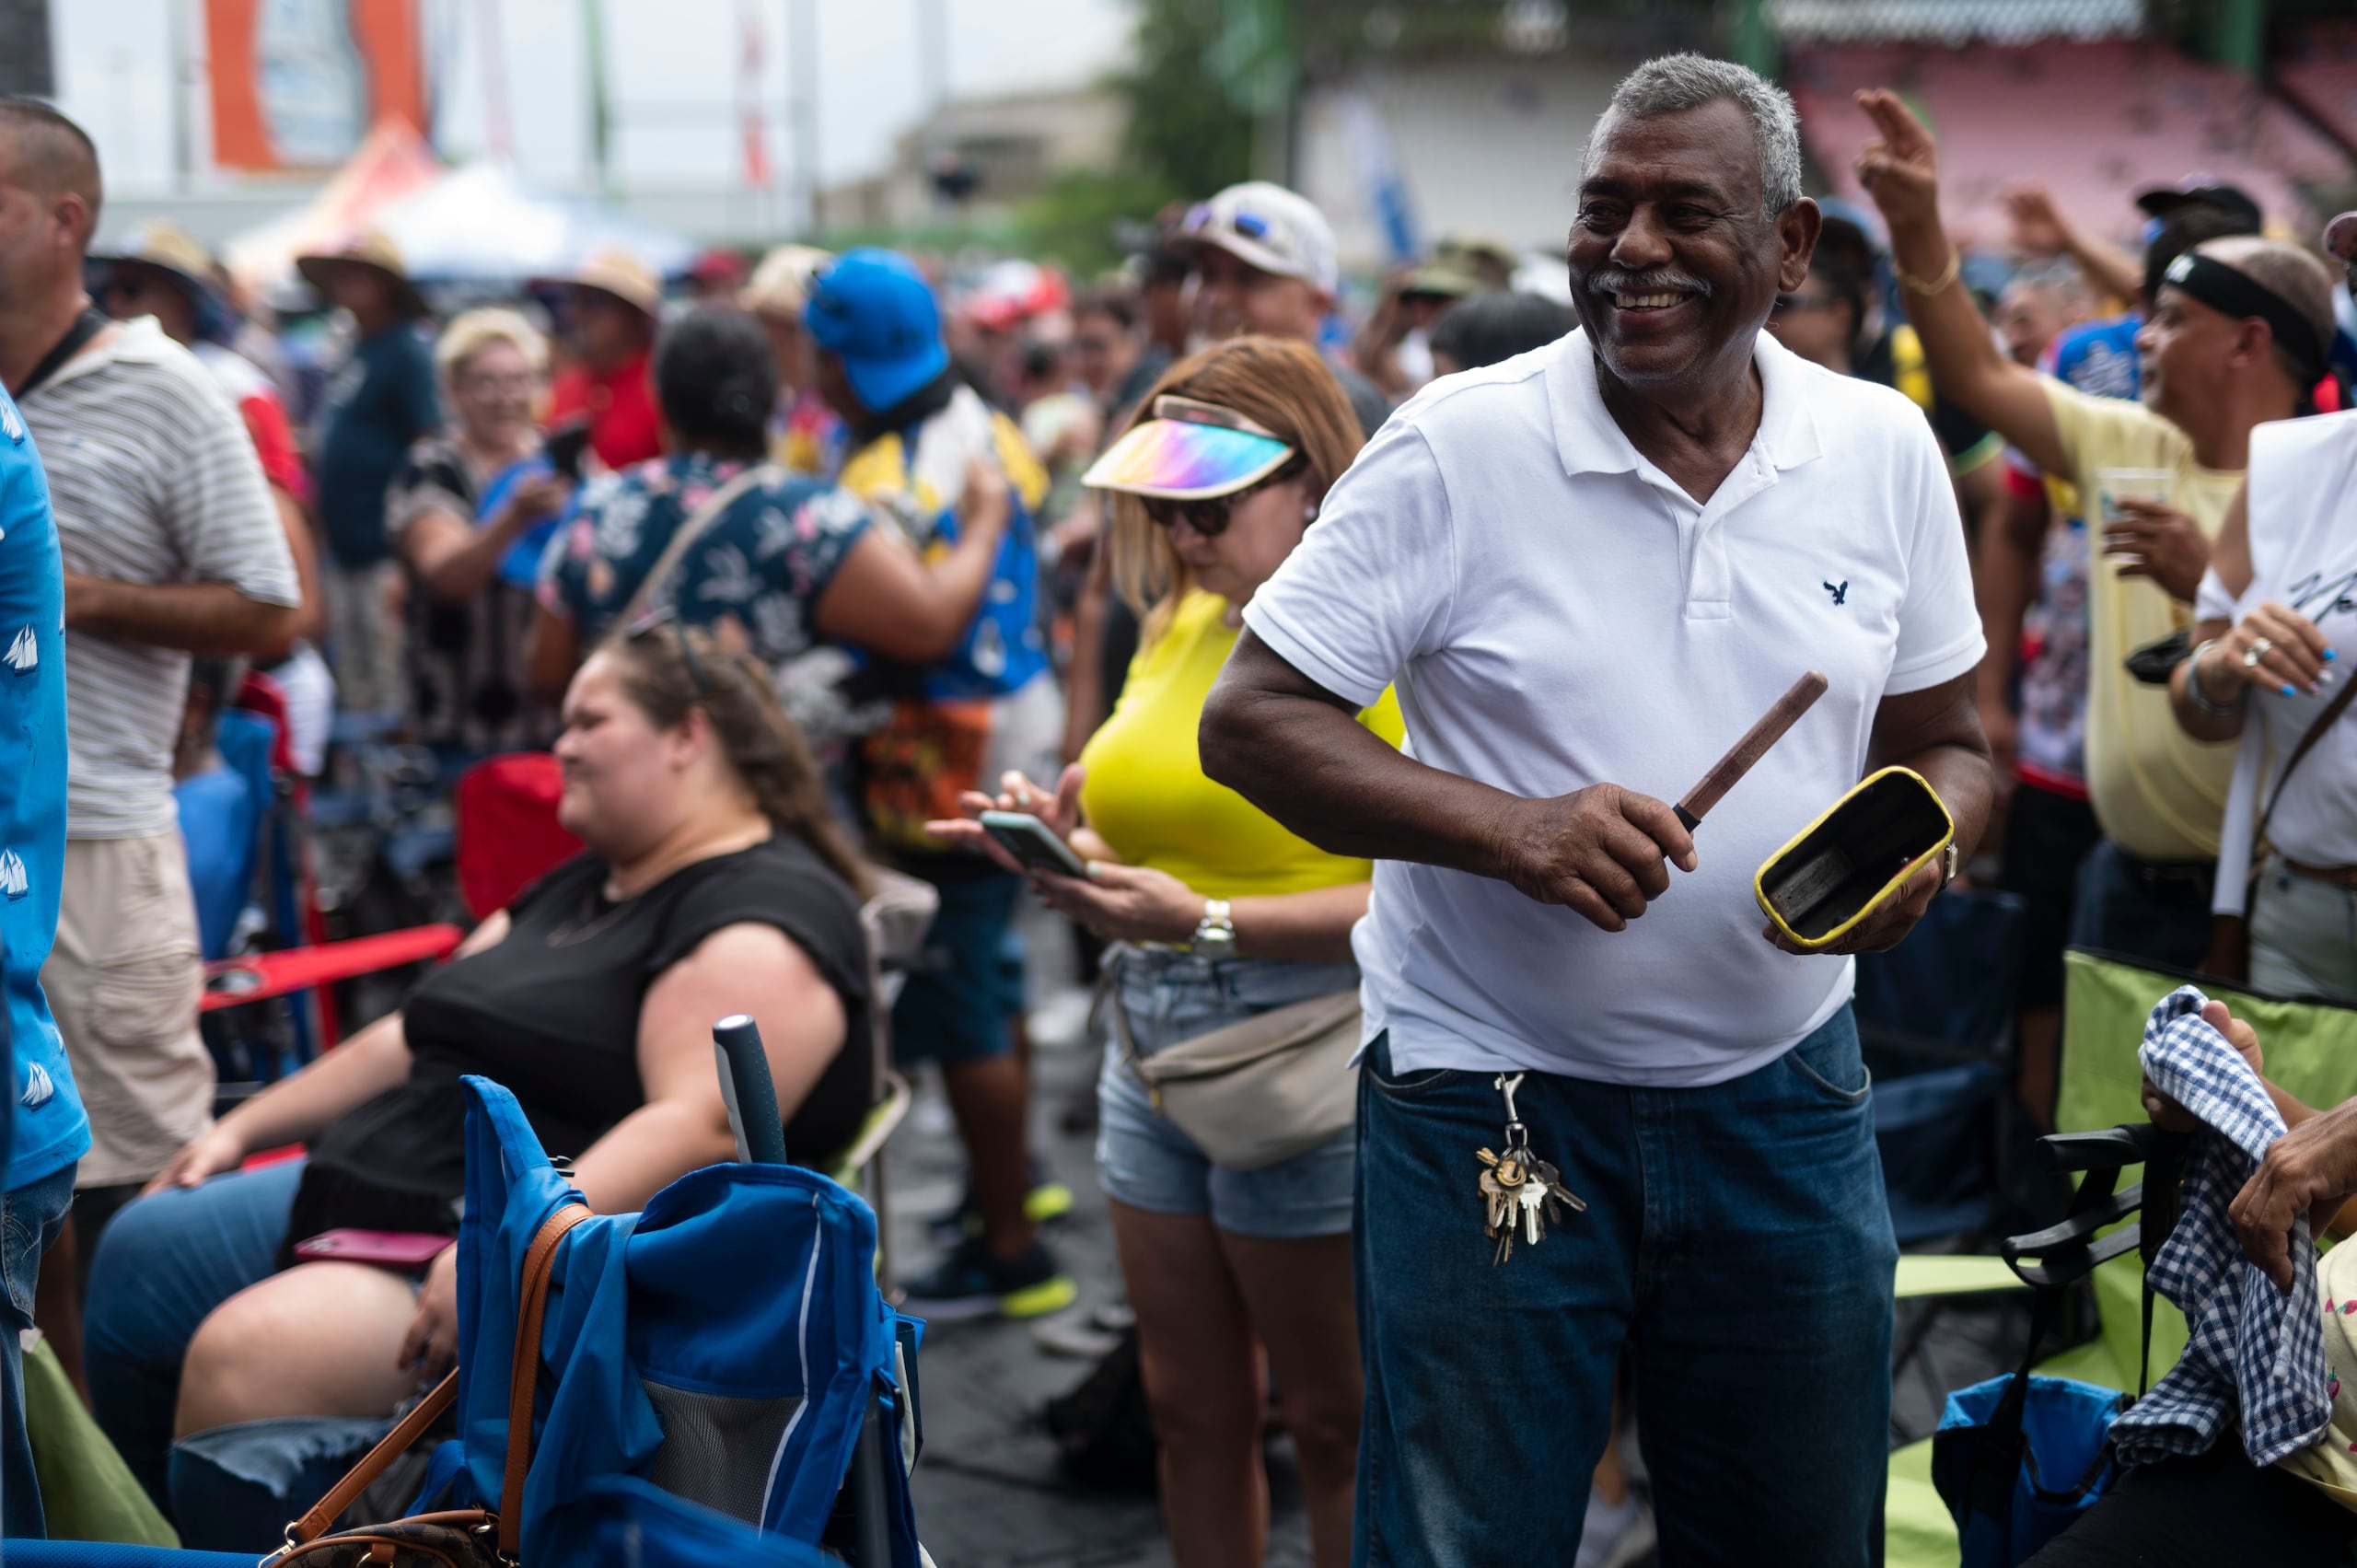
[0,372,89,1539]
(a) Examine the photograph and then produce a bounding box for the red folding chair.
[202,751,586,1027]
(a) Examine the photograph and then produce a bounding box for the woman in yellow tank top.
[931,338,1394,1568]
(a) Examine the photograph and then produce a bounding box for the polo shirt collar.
[1546,325,1824,481]
[34,314,169,398]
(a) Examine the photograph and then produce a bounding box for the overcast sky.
[55,0,1134,194]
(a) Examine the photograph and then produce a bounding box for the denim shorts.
[1095,946,1360,1239]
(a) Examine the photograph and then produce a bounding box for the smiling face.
[449,338,541,447]
[1567,99,1815,391]
[552,651,702,861]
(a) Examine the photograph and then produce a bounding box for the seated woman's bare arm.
[567,922,849,1212]
[148,914,515,1193]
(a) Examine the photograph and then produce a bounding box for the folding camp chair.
[848,867,938,1288]
[1885,949,2357,1565]
[1860,887,2032,1245]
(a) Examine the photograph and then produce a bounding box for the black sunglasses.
[1141,456,1307,539]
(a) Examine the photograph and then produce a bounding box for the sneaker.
[900,1237,1076,1321]
[923,1164,1075,1246]
[1573,1486,1655,1568]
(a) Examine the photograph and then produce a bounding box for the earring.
[1304,505,1318,520]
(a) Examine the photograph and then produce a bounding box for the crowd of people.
[0,43,2352,1567]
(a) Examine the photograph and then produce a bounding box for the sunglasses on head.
[621,605,710,697]
[1141,454,1306,538]
[1185,203,1272,244]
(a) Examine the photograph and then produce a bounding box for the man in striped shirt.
[0,101,299,1257]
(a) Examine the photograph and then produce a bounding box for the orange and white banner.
[208,0,427,171]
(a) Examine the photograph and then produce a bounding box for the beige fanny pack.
[1105,970,1362,1171]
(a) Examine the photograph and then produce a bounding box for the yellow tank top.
[1078,590,1404,900]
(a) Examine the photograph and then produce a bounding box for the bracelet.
[1894,247,1961,297]
[2184,638,2249,716]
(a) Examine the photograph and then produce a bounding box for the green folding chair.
[1886,948,2357,1565]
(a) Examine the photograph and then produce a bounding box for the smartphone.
[293,1228,454,1269]
[979,810,1090,879]
[544,418,593,483]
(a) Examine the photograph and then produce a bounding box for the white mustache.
[1587,269,1712,297]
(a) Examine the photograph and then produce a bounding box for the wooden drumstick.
[1672,671,1829,832]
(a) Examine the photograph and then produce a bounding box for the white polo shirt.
[1244,328,1984,1086]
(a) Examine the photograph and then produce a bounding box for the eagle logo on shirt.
[0,850,26,900]
[1823,580,1850,607]
[5,625,35,674]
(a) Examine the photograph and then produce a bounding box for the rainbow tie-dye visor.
[1081,395,1296,500]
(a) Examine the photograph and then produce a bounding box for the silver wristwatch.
[1192,898,1236,954]
[1938,842,1959,890]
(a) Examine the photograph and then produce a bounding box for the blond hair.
[1107,335,1366,645]
[434,306,549,384]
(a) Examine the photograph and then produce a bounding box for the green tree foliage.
[1118,0,1254,201]
[1013,168,1182,278]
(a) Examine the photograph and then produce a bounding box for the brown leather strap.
[498,1203,590,1558]
[2287,858,2357,890]
[284,1369,462,1547]
[2257,673,2357,852]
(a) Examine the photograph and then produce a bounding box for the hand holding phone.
[544,418,593,483]
[979,810,1090,879]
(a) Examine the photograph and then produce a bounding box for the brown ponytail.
[602,622,872,900]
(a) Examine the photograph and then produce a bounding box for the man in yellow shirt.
[1852,88,2339,972]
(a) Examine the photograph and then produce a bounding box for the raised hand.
[2002,185,2071,259]
[1852,88,1943,234]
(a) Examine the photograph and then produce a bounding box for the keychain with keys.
[1474,1073,1583,1264]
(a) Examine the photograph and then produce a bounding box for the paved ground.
[881,971,1319,1568]
[885,919,2028,1566]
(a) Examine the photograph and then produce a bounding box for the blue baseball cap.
[803,249,950,413]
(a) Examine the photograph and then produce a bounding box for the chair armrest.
[202,924,465,1011]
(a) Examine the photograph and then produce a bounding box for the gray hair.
[1586,54,1804,217]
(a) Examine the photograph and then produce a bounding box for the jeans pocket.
[1784,1028,1872,1108]
[1363,1032,1468,1102]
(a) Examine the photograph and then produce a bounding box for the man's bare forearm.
[64,575,301,657]
[1202,635,1521,877]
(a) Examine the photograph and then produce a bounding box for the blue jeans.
[85,1158,307,1512]
[891,867,1024,1067]
[2067,839,2213,973]
[1097,947,1360,1239]
[1353,1011,1896,1567]
[3,1164,78,1539]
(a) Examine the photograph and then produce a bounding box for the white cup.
[2094,468,2176,570]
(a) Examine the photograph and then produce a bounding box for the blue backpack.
[431,1074,923,1563]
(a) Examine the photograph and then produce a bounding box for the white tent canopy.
[215,137,699,295]
[378,163,700,284]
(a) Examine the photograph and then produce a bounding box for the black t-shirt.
[291,835,873,1248]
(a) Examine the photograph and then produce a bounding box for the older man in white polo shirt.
[1202,55,1991,1566]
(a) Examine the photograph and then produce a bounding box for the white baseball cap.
[1178,181,1340,296]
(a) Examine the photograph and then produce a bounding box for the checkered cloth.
[2108,987,2333,1468]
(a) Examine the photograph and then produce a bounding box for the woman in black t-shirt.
[86,625,873,1515]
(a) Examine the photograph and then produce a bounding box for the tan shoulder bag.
[261,1202,589,1566]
